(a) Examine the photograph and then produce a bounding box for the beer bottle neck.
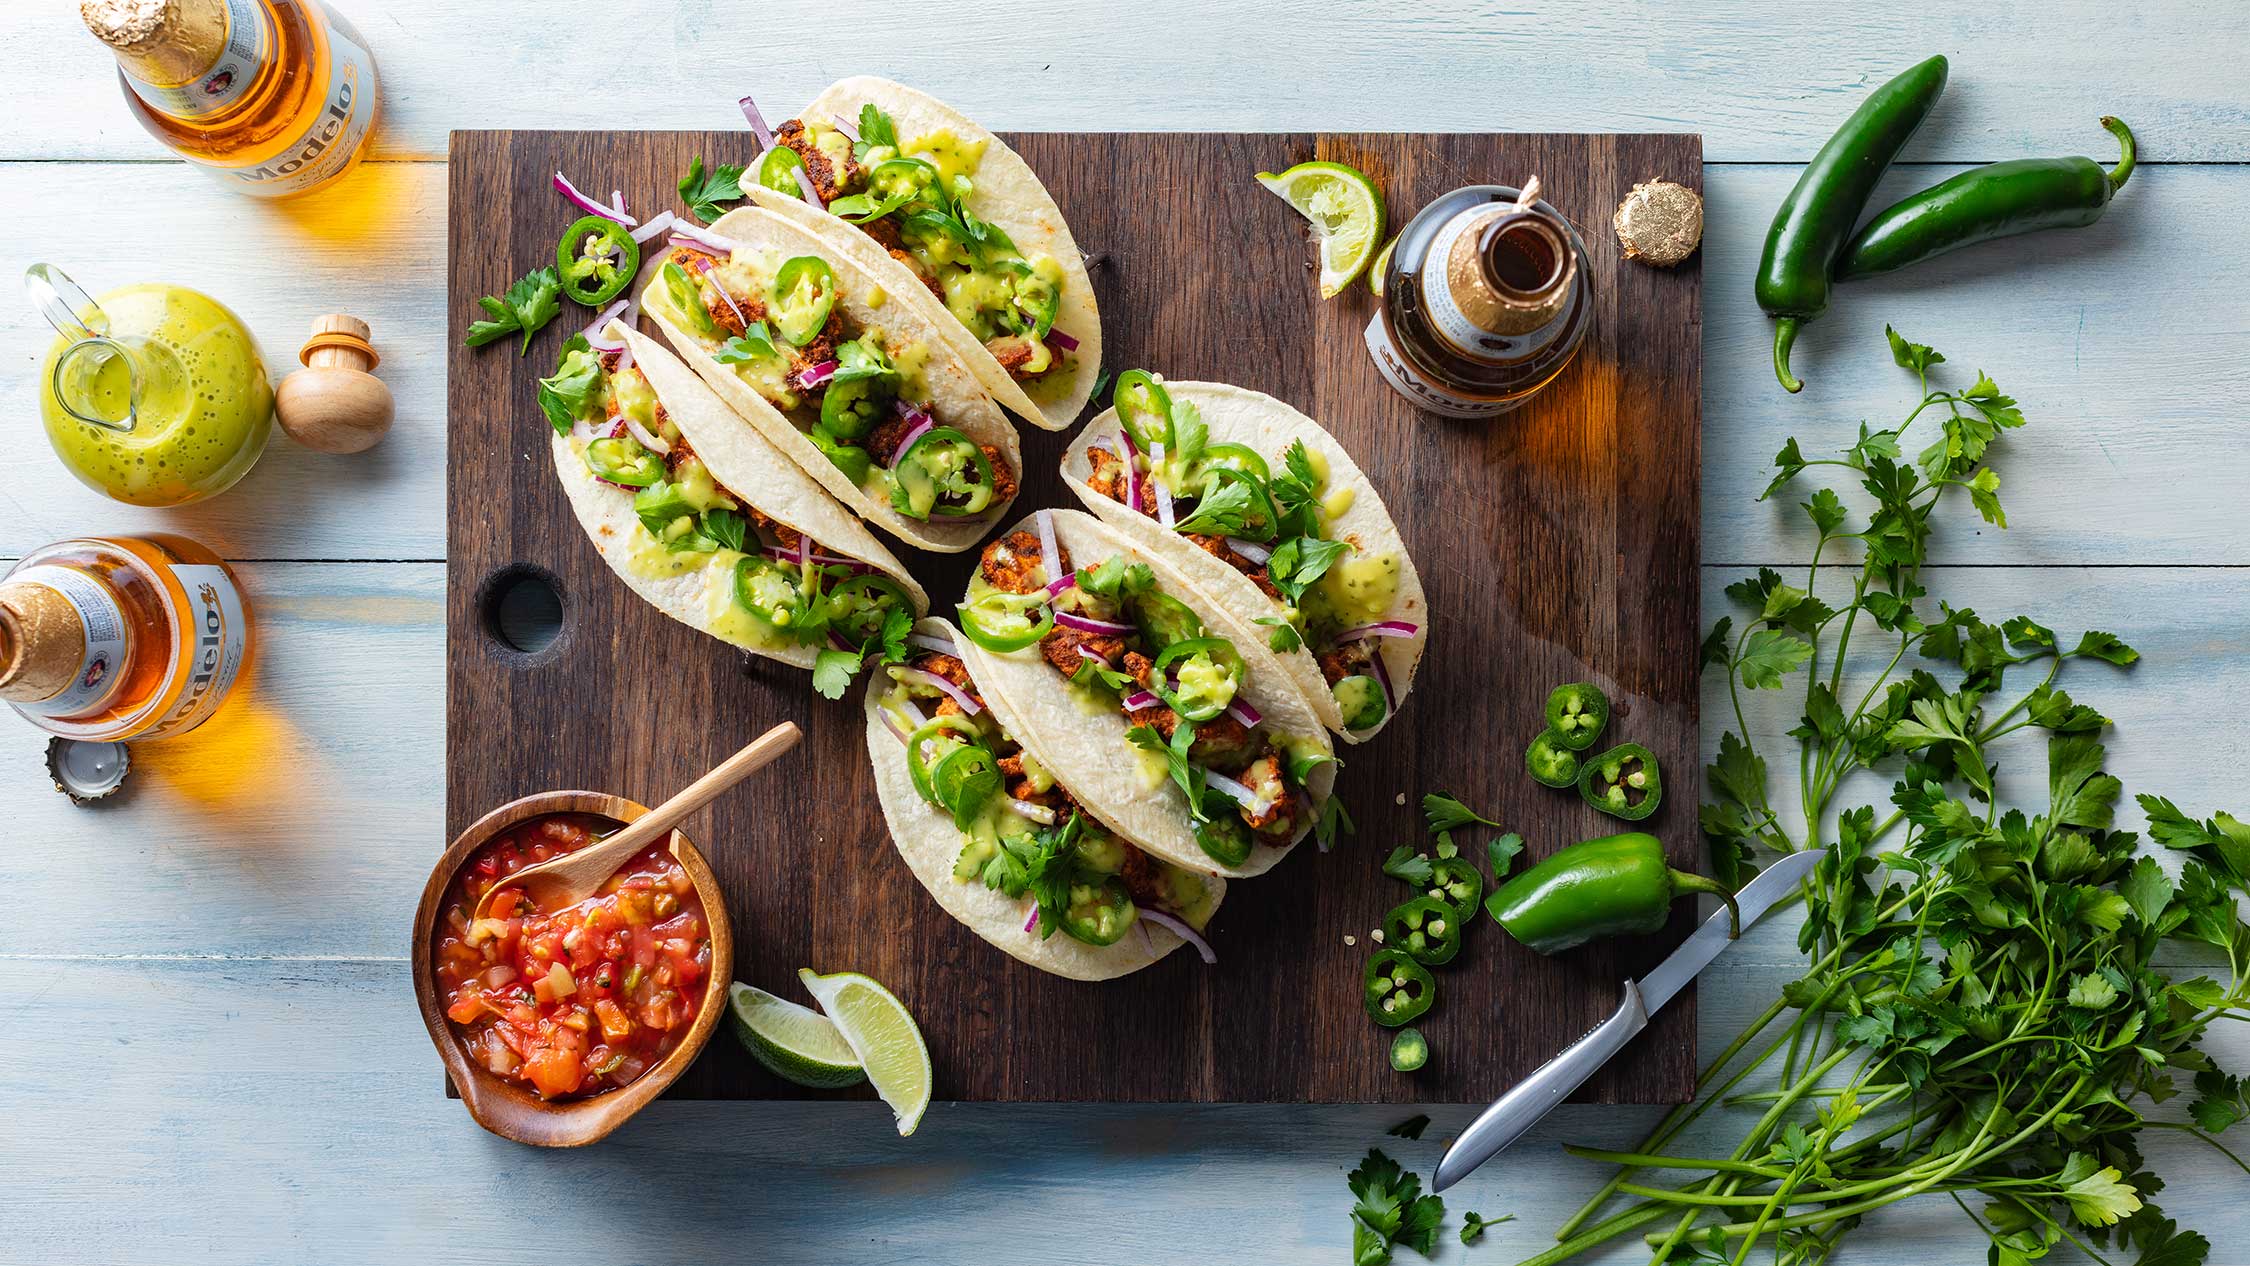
[1443,206,1576,338]
[82,0,232,86]
[0,580,86,705]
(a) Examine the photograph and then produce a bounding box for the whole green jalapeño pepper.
[1581,742,1661,821]
[1383,896,1462,966]
[1485,831,1740,955]
[1838,117,2136,280]
[1363,948,1436,1027]
[556,215,641,307]
[1756,55,1948,393]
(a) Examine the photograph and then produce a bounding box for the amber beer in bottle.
[80,0,380,197]
[0,535,252,742]
[1365,179,1593,417]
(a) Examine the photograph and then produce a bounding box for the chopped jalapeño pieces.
[1543,681,1610,751]
[1383,896,1462,966]
[1389,1027,1429,1072]
[1580,743,1661,822]
[1526,731,1581,788]
[555,215,640,307]
[1364,948,1435,1028]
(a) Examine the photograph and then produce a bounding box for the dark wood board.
[447,128,1702,1103]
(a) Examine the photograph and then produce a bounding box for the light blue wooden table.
[4,3,2247,1262]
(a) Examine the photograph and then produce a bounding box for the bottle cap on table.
[276,313,393,454]
[47,736,130,805]
[1613,180,1704,268]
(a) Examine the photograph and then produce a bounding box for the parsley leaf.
[1315,795,1355,850]
[678,156,746,224]
[811,648,863,701]
[1171,476,1257,535]
[1460,1211,1513,1245]
[1385,1114,1429,1140]
[1077,556,1155,601]
[1735,628,1814,690]
[1257,615,1303,653]
[714,322,780,363]
[854,103,899,160]
[1424,791,1500,834]
[1347,1149,1445,1266]
[1265,535,1352,606]
[701,508,748,554]
[1885,324,1945,377]
[536,334,606,434]
[1487,832,1524,878]
[1128,722,1207,822]
[467,266,562,355]
[1382,845,1435,888]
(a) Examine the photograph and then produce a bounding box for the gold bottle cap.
[81,0,226,85]
[0,580,86,704]
[47,737,131,805]
[1613,179,1704,268]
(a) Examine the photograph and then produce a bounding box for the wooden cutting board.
[446,128,1702,1103]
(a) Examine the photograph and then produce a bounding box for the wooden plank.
[10,160,2245,566]
[10,1,2250,162]
[4,951,2240,1264]
[446,129,1702,1103]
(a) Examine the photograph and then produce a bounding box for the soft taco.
[1061,376,1428,742]
[640,205,1022,554]
[866,618,1224,980]
[540,318,927,697]
[737,76,1102,432]
[949,509,1343,879]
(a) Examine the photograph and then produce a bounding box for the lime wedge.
[1368,236,1398,297]
[727,982,867,1089]
[1256,160,1387,298]
[798,968,933,1135]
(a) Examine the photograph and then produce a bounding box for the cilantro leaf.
[811,648,863,700]
[1385,1114,1430,1140]
[2057,1154,2142,1227]
[1487,832,1524,878]
[1382,845,1435,888]
[1347,1149,1444,1266]
[1735,628,1814,689]
[2072,630,2140,666]
[1423,792,1500,834]
[855,103,899,159]
[1127,722,1207,822]
[1460,1211,1513,1244]
[1077,556,1155,601]
[1315,795,1355,850]
[701,508,748,554]
[536,334,606,433]
[467,266,563,355]
[1171,476,1257,536]
[1885,324,1945,377]
[678,156,747,224]
[1257,615,1303,654]
[1268,535,1351,606]
[714,323,780,363]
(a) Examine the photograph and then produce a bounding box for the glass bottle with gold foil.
[80,0,379,198]
[0,535,252,742]
[1365,178,1594,418]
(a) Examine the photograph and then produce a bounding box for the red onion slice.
[622,413,669,456]
[1202,770,1260,812]
[894,667,982,716]
[887,408,936,466]
[1023,907,1039,934]
[1140,908,1217,964]
[762,545,876,572]
[554,170,637,226]
[1120,690,1160,712]
[877,704,915,743]
[1335,619,1422,642]
[629,210,677,245]
[612,190,628,216]
[1042,572,1078,599]
[907,632,961,657]
[830,114,860,142]
[1076,646,1112,669]
[668,222,747,257]
[570,416,600,443]
[1153,471,1176,528]
[581,300,631,349]
[1225,699,1263,728]
[1225,537,1272,565]
[793,165,824,209]
[1034,510,1060,588]
[894,696,927,728]
[1056,611,1133,636]
[1047,327,1080,352]
[1368,645,1397,719]
[1008,799,1056,826]
[797,360,839,389]
[739,95,775,150]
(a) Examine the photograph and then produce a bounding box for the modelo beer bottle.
[1365,177,1594,418]
[80,0,380,198]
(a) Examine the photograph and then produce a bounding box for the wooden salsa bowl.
[409,789,733,1147]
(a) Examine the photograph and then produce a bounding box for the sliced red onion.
[797,360,839,389]
[630,210,677,245]
[668,222,746,257]
[612,190,628,216]
[1042,572,1078,599]
[1047,327,1080,352]
[830,114,860,142]
[1225,537,1272,565]
[1023,907,1039,934]
[1336,619,1422,642]
[554,171,637,225]
[1202,770,1260,812]
[1034,510,1060,589]
[907,632,960,657]
[1140,908,1216,964]
[1368,645,1397,719]
[761,545,877,573]
[698,271,753,334]
[792,164,824,209]
[1076,646,1113,670]
[1120,690,1159,712]
[878,706,911,742]
[1225,699,1263,728]
[739,95,775,150]
[1153,473,1176,528]
[797,531,811,569]
[622,413,670,456]
[606,417,628,438]
[1008,799,1056,826]
[581,299,631,349]
[894,696,927,728]
[888,408,936,466]
[1056,611,1133,636]
[570,416,599,443]
[895,667,982,716]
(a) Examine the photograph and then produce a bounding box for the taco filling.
[655,242,1018,522]
[1084,372,1420,733]
[876,637,1217,949]
[757,102,1080,394]
[958,514,1336,866]
[540,336,916,696]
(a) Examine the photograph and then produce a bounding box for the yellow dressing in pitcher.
[40,284,273,507]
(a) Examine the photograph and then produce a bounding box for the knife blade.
[1433,848,1823,1192]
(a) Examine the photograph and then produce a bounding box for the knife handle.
[1433,980,1649,1191]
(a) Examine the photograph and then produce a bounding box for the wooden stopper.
[0,581,87,704]
[276,313,393,454]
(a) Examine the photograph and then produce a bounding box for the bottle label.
[12,566,130,719]
[1420,208,1497,356]
[139,564,251,739]
[1363,314,1524,419]
[123,0,270,120]
[219,12,378,196]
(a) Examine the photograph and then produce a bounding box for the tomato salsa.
[433,813,711,1100]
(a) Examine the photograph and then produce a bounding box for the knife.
[1433,848,1822,1192]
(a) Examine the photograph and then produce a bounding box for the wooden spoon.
[475,721,800,920]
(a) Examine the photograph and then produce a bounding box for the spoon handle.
[601,722,803,855]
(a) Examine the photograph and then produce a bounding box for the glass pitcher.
[29,264,274,507]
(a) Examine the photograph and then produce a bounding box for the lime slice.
[1368,236,1398,297]
[798,968,933,1135]
[728,982,867,1089]
[1255,161,1387,298]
